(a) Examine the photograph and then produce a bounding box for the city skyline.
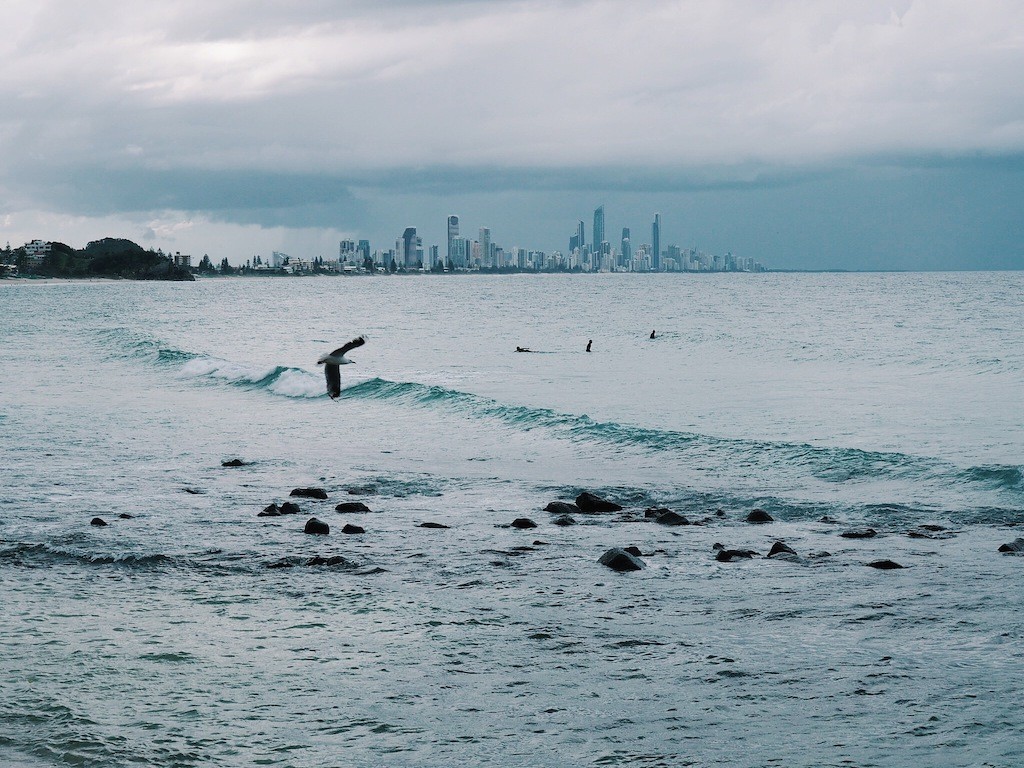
[1,2,1022,271]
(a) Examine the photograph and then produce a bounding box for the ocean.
[1,272,1022,767]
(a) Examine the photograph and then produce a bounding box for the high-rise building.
[621,227,631,264]
[652,213,662,271]
[402,227,419,269]
[358,240,370,263]
[593,205,605,253]
[447,215,459,265]
[479,227,491,268]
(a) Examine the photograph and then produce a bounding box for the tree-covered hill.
[27,238,194,280]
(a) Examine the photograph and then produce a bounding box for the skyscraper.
[593,205,605,254]
[447,215,459,265]
[652,213,662,271]
[621,227,631,263]
[479,227,491,268]
[402,227,418,269]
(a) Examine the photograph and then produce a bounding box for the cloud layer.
[1,0,1023,268]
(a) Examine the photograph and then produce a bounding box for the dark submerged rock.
[623,546,643,557]
[841,528,877,539]
[552,515,577,526]
[545,501,582,515]
[303,517,330,535]
[867,559,905,570]
[221,459,248,467]
[998,537,1024,553]
[258,503,281,517]
[419,522,449,529]
[512,518,538,529]
[291,487,328,500]
[576,492,623,513]
[716,549,758,562]
[335,502,372,513]
[341,524,365,534]
[279,502,300,515]
[746,509,773,524]
[654,510,689,526]
[818,515,840,524]
[266,559,294,569]
[90,517,108,527]
[118,513,134,519]
[644,507,672,519]
[347,486,377,495]
[599,548,645,571]
[767,541,798,558]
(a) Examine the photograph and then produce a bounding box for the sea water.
[1,272,1022,767]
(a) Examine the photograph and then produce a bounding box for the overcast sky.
[2,0,1023,269]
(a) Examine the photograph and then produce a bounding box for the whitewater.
[1,272,1022,767]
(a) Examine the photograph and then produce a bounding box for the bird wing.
[329,335,366,358]
[324,363,342,399]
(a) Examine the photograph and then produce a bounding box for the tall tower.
[577,220,585,251]
[447,215,459,265]
[479,227,491,268]
[402,227,417,269]
[621,227,631,263]
[652,213,662,271]
[593,205,605,254]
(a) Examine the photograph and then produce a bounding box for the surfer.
[515,346,533,353]
[650,330,656,339]
[586,340,592,352]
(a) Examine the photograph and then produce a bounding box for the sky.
[1,0,1023,270]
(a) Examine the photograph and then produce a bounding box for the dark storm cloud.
[1,0,1023,268]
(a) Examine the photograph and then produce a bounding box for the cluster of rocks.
[91,467,1024,573]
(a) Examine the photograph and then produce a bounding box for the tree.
[197,254,215,273]
[219,257,234,275]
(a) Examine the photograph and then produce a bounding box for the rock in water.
[279,502,301,515]
[599,548,645,571]
[654,510,689,526]
[544,501,582,515]
[767,541,798,558]
[304,518,330,535]
[347,486,377,495]
[746,509,773,524]
[512,518,538,529]
[221,458,248,467]
[867,559,905,570]
[419,522,449,529]
[341,524,365,534]
[841,528,877,539]
[552,515,577,526]
[576,492,623,513]
[90,517,108,527]
[335,502,372,513]
[716,549,758,562]
[291,488,328,500]
[998,537,1024,553]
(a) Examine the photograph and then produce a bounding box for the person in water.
[516,346,533,353]
[586,340,592,352]
[650,330,656,339]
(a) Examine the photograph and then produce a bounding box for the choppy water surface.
[1,273,1023,767]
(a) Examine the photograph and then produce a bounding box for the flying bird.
[317,335,366,399]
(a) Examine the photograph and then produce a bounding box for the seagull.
[317,335,366,399]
